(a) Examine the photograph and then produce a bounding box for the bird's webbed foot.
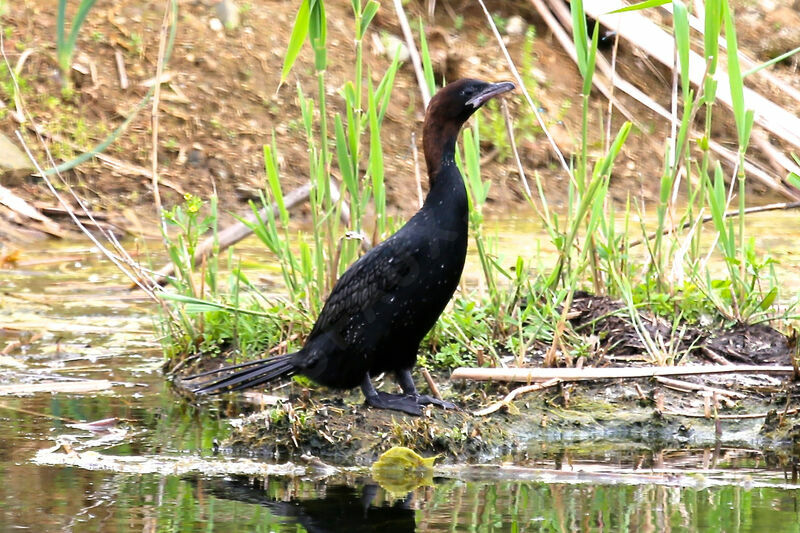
[395,368,459,412]
[364,390,426,416]
[414,394,457,410]
[361,374,459,416]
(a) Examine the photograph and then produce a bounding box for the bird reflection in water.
[197,477,416,532]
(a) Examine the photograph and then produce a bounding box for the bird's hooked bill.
[466,81,516,109]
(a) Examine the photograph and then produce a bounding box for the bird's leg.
[396,369,457,411]
[361,375,424,416]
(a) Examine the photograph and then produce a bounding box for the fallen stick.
[0,184,64,237]
[420,367,443,401]
[392,0,431,108]
[152,182,311,285]
[451,365,795,383]
[474,378,561,417]
[114,49,128,89]
[654,376,746,399]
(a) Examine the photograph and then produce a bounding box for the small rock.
[187,145,206,167]
[0,133,33,186]
[202,56,218,71]
[207,158,230,180]
[506,15,527,37]
[216,0,240,30]
[379,33,410,62]
[209,17,223,32]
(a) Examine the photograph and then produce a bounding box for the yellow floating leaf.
[371,446,438,495]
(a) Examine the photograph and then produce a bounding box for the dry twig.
[474,378,561,416]
[452,365,795,383]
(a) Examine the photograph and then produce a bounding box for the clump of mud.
[222,393,514,465]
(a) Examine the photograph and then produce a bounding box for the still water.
[2,214,800,532]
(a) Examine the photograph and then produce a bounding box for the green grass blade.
[597,122,632,177]
[722,1,750,149]
[263,139,288,227]
[582,21,599,95]
[367,77,386,234]
[743,45,800,77]
[334,114,356,197]
[309,0,327,71]
[419,19,436,98]
[280,0,311,85]
[375,48,401,124]
[672,0,690,100]
[787,172,800,190]
[56,0,67,64]
[160,293,275,318]
[609,0,669,13]
[570,0,588,77]
[358,0,379,39]
[65,0,99,62]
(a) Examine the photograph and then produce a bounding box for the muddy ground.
[182,370,800,467]
[2,0,800,240]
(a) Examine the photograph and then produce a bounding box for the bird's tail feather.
[189,353,296,395]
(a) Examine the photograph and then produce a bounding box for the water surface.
[2,214,800,531]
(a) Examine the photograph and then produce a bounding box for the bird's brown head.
[423,78,515,179]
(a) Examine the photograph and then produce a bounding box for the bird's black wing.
[308,229,419,339]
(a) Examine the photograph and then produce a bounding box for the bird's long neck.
[423,121,461,187]
[423,133,468,224]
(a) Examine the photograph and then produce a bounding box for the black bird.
[189,79,515,415]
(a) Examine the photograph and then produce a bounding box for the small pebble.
[209,17,223,32]
[506,15,527,37]
[216,0,240,30]
[380,33,410,62]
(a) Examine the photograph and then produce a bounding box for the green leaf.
[359,0,379,39]
[582,21,599,95]
[334,115,355,196]
[375,48,401,124]
[419,19,436,99]
[672,1,690,100]
[57,0,67,56]
[758,287,778,311]
[786,171,800,190]
[597,122,632,177]
[263,139,288,227]
[609,0,669,13]
[367,77,386,233]
[159,293,274,318]
[571,0,588,77]
[722,1,750,149]
[280,0,311,86]
[309,0,327,71]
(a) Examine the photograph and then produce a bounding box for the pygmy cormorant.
[189,78,515,415]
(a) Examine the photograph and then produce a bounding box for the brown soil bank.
[3,0,799,239]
